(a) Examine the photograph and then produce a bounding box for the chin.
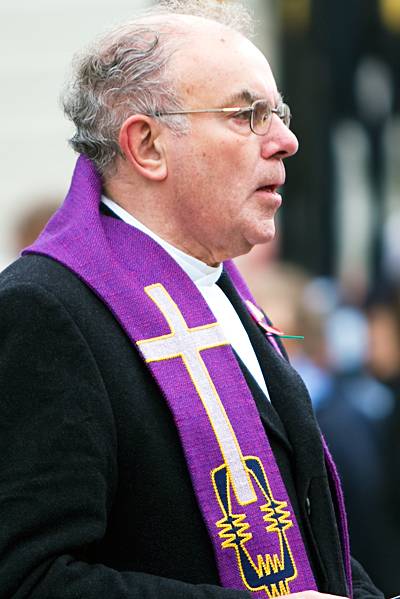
[248,223,276,246]
[225,222,276,261]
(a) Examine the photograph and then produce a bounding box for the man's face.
[164,24,299,265]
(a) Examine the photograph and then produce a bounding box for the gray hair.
[61,0,254,176]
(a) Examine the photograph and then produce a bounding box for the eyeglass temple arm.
[151,106,249,116]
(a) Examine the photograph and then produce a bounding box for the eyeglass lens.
[251,100,291,135]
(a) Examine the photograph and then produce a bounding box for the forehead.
[169,24,278,107]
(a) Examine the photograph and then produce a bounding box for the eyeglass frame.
[146,99,292,136]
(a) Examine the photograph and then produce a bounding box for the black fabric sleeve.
[351,557,385,599]
[0,282,249,599]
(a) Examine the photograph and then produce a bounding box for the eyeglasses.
[149,99,292,135]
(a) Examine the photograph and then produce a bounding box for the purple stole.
[24,156,351,597]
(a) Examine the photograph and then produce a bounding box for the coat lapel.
[218,269,326,484]
[217,270,293,451]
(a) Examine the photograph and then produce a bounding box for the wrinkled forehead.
[165,20,278,108]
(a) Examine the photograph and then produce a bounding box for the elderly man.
[0,2,382,598]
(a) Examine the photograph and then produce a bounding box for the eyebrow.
[221,89,284,108]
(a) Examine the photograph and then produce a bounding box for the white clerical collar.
[101,197,270,401]
[101,196,222,287]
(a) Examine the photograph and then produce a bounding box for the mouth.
[256,184,280,194]
[255,184,282,203]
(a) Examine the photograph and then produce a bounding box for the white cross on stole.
[137,283,257,505]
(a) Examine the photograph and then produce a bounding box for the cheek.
[201,143,251,194]
[169,133,254,215]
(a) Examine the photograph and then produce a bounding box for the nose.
[260,114,299,160]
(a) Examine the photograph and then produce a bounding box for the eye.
[231,108,250,121]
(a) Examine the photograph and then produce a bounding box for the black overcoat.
[0,252,382,598]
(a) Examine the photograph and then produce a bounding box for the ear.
[119,115,167,181]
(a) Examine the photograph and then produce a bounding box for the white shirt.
[101,196,270,400]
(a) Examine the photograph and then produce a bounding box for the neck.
[104,176,221,267]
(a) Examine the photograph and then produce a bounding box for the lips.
[255,183,283,197]
[255,174,285,194]
[256,184,279,193]
[254,184,283,210]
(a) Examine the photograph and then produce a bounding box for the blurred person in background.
[367,287,400,395]
[14,201,59,253]
[0,1,383,598]
[319,304,395,595]
[366,286,400,595]
[0,200,59,272]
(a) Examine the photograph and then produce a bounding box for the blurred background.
[1,0,399,594]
